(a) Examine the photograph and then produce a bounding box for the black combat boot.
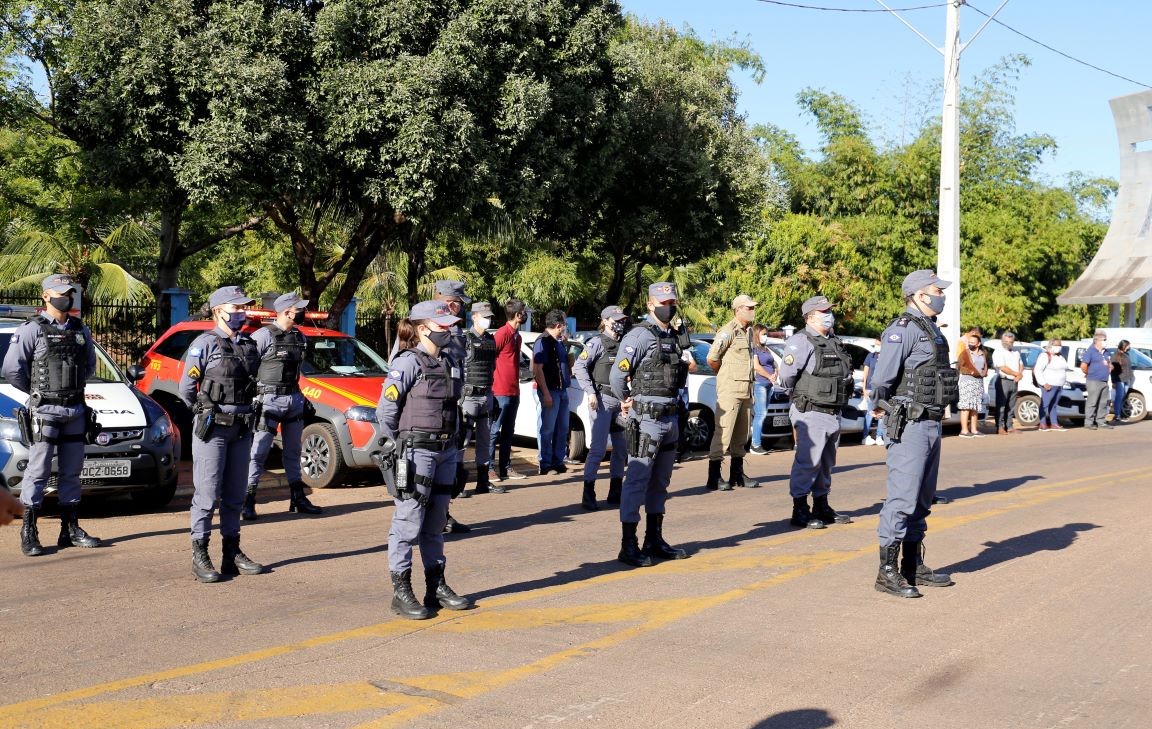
[581,481,599,511]
[241,485,259,521]
[900,540,953,587]
[642,513,688,560]
[423,563,473,611]
[730,457,757,488]
[192,538,221,583]
[606,477,622,505]
[288,481,322,515]
[618,522,653,567]
[56,504,99,548]
[20,505,43,557]
[444,511,471,534]
[391,569,431,619]
[812,495,851,525]
[875,543,921,598]
[221,535,264,576]
[474,467,491,495]
[455,462,470,498]
[706,459,729,491]
[790,497,825,529]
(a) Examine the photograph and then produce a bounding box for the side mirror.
[126,365,146,383]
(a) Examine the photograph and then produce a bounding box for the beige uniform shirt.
[708,318,753,399]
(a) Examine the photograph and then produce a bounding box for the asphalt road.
[1,422,1150,729]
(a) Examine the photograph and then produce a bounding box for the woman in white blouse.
[1033,338,1069,431]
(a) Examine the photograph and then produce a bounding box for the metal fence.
[0,291,157,370]
[355,310,396,359]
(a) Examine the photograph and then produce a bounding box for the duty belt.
[258,383,299,396]
[462,384,490,397]
[33,392,85,407]
[398,429,455,451]
[912,408,944,423]
[633,400,679,418]
[213,412,255,428]
[795,401,840,416]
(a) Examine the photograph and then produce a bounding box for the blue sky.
[620,0,1152,186]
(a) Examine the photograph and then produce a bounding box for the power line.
[752,0,947,12]
[967,3,1152,89]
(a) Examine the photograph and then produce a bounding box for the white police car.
[0,305,181,508]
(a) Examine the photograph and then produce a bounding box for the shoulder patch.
[579,350,589,360]
[783,354,795,366]
[887,333,903,343]
[186,366,201,380]
[188,347,202,357]
[9,333,17,343]
[625,346,635,354]
[617,358,631,372]
[383,384,400,401]
[717,331,731,342]
[389,370,401,378]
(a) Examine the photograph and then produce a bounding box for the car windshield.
[1015,347,1042,368]
[1110,347,1152,369]
[0,331,125,384]
[303,336,389,377]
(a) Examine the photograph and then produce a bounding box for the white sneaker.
[863,436,876,446]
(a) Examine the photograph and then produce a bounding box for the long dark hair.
[753,323,769,350]
[396,318,423,351]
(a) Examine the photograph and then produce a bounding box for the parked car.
[1053,340,1152,422]
[981,339,1085,427]
[515,332,595,459]
[137,309,390,489]
[0,305,181,508]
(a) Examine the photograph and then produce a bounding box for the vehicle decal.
[301,377,376,407]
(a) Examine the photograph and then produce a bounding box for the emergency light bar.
[244,308,328,321]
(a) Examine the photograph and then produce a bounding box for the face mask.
[476,317,492,331]
[610,320,628,338]
[818,312,835,329]
[292,310,306,325]
[426,330,452,348]
[922,293,945,315]
[759,335,768,345]
[653,304,677,324]
[49,295,74,312]
[223,311,247,331]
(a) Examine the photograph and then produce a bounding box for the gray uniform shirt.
[573,334,619,399]
[1,315,97,419]
[375,343,462,441]
[871,306,947,404]
[178,329,259,414]
[251,324,308,410]
[777,325,836,397]
[610,324,679,404]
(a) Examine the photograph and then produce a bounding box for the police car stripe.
[300,377,376,407]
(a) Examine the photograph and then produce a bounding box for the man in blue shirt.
[533,310,571,475]
[1081,330,1112,430]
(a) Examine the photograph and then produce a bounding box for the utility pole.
[877,0,1010,349]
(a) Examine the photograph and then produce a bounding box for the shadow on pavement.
[263,543,387,570]
[942,522,1101,574]
[936,474,1043,502]
[469,558,624,603]
[750,708,836,728]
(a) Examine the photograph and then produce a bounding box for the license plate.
[82,460,132,479]
[771,415,791,427]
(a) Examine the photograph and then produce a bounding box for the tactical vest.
[397,349,459,435]
[896,315,960,408]
[792,333,854,410]
[200,334,258,406]
[463,330,496,390]
[29,315,87,405]
[256,324,305,394]
[539,336,563,390]
[591,333,619,388]
[632,323,688,398]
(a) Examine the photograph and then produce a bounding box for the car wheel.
[683,408,714,451]
[1124,391,1146,422]
[567,416,587,462]
[130,474,178,510]
[300,422,347,489]
[1014,394,1041,428]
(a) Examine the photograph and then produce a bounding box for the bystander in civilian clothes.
[1081,330,1112,429]
[1033,339,1069,431]
[1111,340,1135,424]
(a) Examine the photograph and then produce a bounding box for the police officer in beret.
[870,270,957,598]
[460,301,497,496]
[377,300,473,619]
[179,286,264,583]
[243,292,322,520]
[705,294,758,491]
[609,282,691,567]
[778,295,854,529]
[3,273,99,556]
[573,305,630,510]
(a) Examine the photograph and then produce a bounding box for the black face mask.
[610,320,628,338]
[427,330,452,348]
[292,310,306,325]
[49,295,73,312]
[652,304,677,324]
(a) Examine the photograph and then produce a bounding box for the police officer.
[3,274,99,556]
[778,295,854,529]
[609,282,691,567]
[432,280,472,533]
[377,300,473,619]
[243,292,322,520]
[460,301,498,495]
[573,305,630,510]
[870,270,957,598]
[180,286,264,583]
[705,294,758,491]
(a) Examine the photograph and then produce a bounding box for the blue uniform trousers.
[19,414,87,508]
[620,413,678,523]
[460,393,492,470]
[877,419,941,547]
[247,393,305,487]
[788,406,840,499]
[191,422,253,540]
[387,446,456,573]
[583,393,627,481]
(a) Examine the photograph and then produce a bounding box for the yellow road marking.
[3,467,1147,728]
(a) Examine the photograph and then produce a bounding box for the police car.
[0,305,181,508]
[138,310,391,489]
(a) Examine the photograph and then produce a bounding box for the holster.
[13,407,32,446]
[252,397,270,433]
[375,437,400,497]
[625,417,642,458]
[193,409,215,441]
[84,405,103,445]
[879,399,909,443]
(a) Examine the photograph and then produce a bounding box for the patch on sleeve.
[617,358,631,372]
[783,354,795,366]
[579,350,589,360]
[188,347,202,357]
[9,333,17,343]
[625,345,635,354]
[186,366,201,380]
[383,384,400,401]
[389,370,401,378]
[717,331,731,342]
[887,332,903,343]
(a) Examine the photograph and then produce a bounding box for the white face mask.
[476,317,491,331]
[759,335,768,345]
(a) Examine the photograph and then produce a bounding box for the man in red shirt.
[489,299,530,486]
